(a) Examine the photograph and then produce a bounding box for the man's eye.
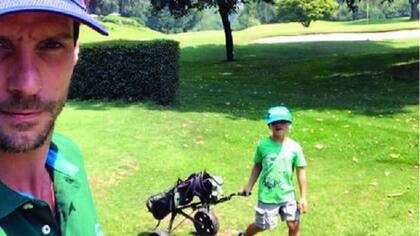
[0,40,11,49]
[40,41,64,50]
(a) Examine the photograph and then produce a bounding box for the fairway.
[56,19,419,235]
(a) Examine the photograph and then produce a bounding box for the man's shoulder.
[52,132,79,148]
[51,132,83,164]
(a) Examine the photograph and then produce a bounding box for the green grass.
[58,19,419,235]
[80,17,419,47]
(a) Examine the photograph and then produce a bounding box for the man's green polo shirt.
[0,133,103,236]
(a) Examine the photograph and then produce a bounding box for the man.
[0,1,108,235]
[239,106,308,236]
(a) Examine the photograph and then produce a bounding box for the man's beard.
[0,94,66,153]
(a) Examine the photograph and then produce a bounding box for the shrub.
[100,15,146,27]
[70,40,179,105]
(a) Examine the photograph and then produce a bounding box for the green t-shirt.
[0,133,103,236]
[253,137,306,204]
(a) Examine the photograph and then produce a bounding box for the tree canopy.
[149,0,274,61]
[277,0,338,27]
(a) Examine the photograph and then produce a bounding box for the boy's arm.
[296,167,308,213]
[242,163,262,196]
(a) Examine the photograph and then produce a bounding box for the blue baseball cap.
[266,106,292,125]
[0,0,108,36]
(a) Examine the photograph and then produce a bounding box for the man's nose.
[7,50,42,96]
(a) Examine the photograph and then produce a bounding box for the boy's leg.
[286,220,300,236]
[241,202,279,236]
[279,201,301,236]
[243,223,264,236]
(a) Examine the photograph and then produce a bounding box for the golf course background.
[56,18,418,235]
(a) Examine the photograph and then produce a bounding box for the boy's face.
[269,120,291,137]
[0,12,79,152]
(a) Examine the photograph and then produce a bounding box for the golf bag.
[146,171,222,221]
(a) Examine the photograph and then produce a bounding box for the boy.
[240,106,307,236]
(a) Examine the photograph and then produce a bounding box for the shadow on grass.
[137,232,197,236]
[137,229,197,236]
[69,40,419,119]
[137,233,151,236]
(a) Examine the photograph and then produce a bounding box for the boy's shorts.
[255,200,300,230]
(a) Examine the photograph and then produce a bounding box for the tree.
[119,0,142,16]
[88,0,119,15]
[408,0,419,19]
[147,9,202,33]
[149,0,274,61]
[88,0,100,14]
[231,2,261,30]
[257,1,278,23]
[119,0,127,15]
[382,0,410,18]
[334,0,410,20]
[346,0,417,20]
[276,0,338,27]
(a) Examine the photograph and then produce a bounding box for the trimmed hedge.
[70,40,179,105]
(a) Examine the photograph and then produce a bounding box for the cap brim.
[267,115,292,124]
[0,1,108,36]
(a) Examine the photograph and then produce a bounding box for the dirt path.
[254,29,419,44]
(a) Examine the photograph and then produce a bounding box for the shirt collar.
[0,181,29,219]
[46,145,80,178]
[0,141,80,219]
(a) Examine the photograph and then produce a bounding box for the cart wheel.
[193,208,219,236]
[149,229,170,236]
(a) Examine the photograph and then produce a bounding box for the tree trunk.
[87,0,99,14]
[217,0,234,62]
[119,0,126,16]
[409,0,419,20]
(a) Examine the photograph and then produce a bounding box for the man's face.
[0,12,78,153]
[269,120,291,137]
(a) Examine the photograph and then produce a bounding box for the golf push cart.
[146,171,245,236]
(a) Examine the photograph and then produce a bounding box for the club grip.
[236,191,251,197]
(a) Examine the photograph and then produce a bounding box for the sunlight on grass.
[79,17,419,47]
[58,18,420,235]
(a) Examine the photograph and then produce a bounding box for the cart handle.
[212,191,249,204]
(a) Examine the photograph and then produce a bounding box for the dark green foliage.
[148,0,275,61]
[70,40,179,105]
[231,1,278,30]
[101,15,146,27]
[192,8,223,31]
[119,0,152,18]
[257,1,278,23]
[344,0,416,17]
[146,8,203,33]
[383,0,411,18]
[231,2,261,30]
[88,0,119,15]
[334,0,410,21]
[277,0,338,27]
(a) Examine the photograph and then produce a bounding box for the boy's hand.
[298,198,308,214]
[241,186,252,196]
